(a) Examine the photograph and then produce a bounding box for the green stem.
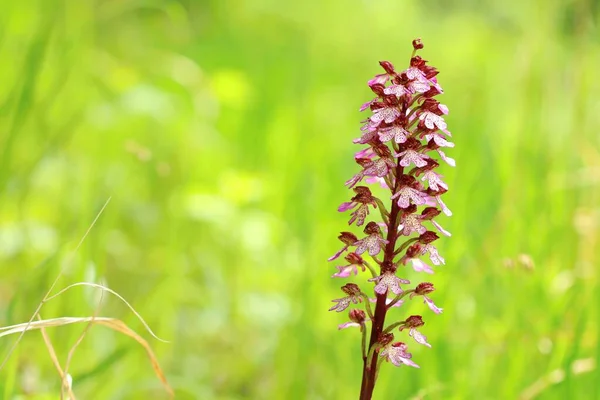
[383,321,406,334]
[360,294,375,320]
[394,238,418,256]
[374,198,390,220]
[374,356,385,384]
[387,290,414,309]
[362,260,378,279]
[366,343,381,368]
[361,324,368,360]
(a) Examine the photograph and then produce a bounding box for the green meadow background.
[1,0,599,399]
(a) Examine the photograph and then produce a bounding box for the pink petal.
[338,202,357,212]
[437,149,456,167]
[368,74,389,86]
[432,220,451,237]
[338,321,361,330]
[365,176,389,189]
[424,296,443,314]
[410,329,432,348]
[411,258,434,274]
[328,245,348,261]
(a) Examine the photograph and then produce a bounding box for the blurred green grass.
[0,0,599,398]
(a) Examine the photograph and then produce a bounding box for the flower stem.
[363,260,378,279]
[360,294,375,320]
[387,289,413,309]
[361,324,368,360]
[383,321,405,334]
[359,163,404,400]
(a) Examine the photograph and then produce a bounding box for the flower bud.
[378,332,395,346]
[404,315,424,329]
[414,282,435,296]
[406,244,423,258]
[338,232,358,245]
[418,231,439,244]
[379,61,396,75]
[345,252,364,265]
[341,283,362,296]
[420,207,441,220]
[370,83,386,96]
[412,38,424,50]
[349,309,366,324]
[363,221,381,235]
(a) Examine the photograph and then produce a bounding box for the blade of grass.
[0,316,173,397]
[37,315,77,400]
[0,197,111,371]
[61,289,105,399]
[45,282,168,343]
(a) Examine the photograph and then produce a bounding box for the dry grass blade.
[0,317,174,398]
[37,315,77,400]
[0,197,111,372]
[93,319,174,398]
[45,282,169,343]
[62,288,105,399]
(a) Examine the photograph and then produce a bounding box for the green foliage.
[0,0,599,398]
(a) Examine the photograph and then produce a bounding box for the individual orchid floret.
[402,64,431,94]
[398,205,427,236]
[345,156,396,188]
[354,126,378,144]
[424,188,453,216]
[400,244,434,274]
[383,84,406,97]
[411,282,443,314]
[399,213,427,236]
[329,283,364,312]
[378,125,409,144]
[400,315,431,348]
[369,271,410,296]
[371,104,401,125]
[380,342,420,368]
[395,138,429,168]
[417,207,451,237]
[367,60,397,86]
[419,111,447,131]
[391,175,427,208]
[425,132,454,148]
[421,170,448,192]
[417,231,445,265]
[354,222,389,256]
[422,243,445,265]
[328,232,359,261]
[339,309,367,330]
[332,253,366,278]
[417,100,448,131]
[338,186,379,226]
[416,160,449,192]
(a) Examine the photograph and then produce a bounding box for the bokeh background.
[1,0,599,399]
